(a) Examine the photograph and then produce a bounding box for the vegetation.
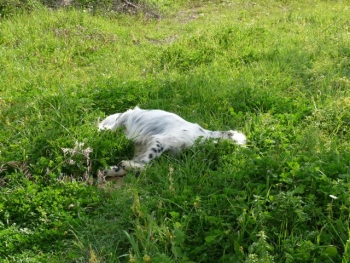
[1,0,350,262]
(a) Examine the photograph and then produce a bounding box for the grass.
[0,0,350,262]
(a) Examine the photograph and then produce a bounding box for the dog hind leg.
[103,139,166,177]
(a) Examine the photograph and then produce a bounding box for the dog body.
[99,107,246,177]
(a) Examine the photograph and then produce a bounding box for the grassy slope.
[1,0,350,262]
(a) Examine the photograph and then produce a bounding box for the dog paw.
[103,165,127,177]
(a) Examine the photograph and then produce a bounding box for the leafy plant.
[1,0,350,262]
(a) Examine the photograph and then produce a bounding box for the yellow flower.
[129,253,135,263]
[143,254,151,263]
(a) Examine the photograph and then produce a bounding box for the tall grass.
[0,0,349,262]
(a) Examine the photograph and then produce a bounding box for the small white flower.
[329,195,338,200]
[84,147,93,154]
[74,141,85,150]
[61,148,69,154]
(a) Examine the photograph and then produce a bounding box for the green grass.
[1,0,350,262]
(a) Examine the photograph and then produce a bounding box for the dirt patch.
[97,170,125,190]
[175,8,203,24]
[53,0,160,19]
[146,35,178,45]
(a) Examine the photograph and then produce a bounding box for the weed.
[1,0,350,262]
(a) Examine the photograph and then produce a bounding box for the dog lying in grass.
[98,106,246,177]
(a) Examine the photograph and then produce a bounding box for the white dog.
[98,106,246,177]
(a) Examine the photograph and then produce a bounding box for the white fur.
[99,106,246,177]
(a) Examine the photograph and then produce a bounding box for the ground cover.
[0,0,349,262]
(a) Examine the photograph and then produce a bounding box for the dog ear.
[98,113,122,131]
